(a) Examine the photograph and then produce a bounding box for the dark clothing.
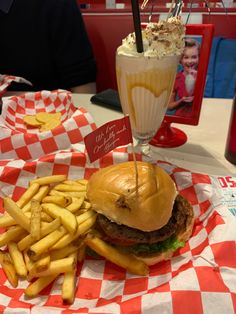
[0,0,96,91]
[0,0,14,13]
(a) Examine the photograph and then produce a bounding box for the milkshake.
[116,18,185,144]
[185,73,196,95]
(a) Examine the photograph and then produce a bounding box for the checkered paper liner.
[0,90,96,160]
[0,149,235,314]
[0,75,32,97]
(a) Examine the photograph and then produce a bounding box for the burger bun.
[87,161,177,232]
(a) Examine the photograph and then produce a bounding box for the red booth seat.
[83,14,136,92]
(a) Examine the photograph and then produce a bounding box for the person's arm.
[168,91,183,110]
[71,82,96,94]
[168,92,194,110]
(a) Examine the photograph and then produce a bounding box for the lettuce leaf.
[130,237,185,256]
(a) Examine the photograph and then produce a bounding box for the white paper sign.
[212,175,236,216]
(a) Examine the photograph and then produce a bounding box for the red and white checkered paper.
[0,149,236,314]
[0,75,32,97]
[0,90,96,160]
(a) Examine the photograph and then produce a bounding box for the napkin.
[0,90,96,160]
[0,149,235,314]
[0,74,32,97]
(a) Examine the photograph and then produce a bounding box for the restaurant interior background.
[77,0,236,98]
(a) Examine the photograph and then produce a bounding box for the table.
[1,92,236,314]
[72,94,236,177]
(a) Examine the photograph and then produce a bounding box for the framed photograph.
[150,24,214,148]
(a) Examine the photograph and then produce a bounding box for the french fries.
[16,183,40,208]
[0,174,150,305]
[4,198,31,232]
[50,243,80,261]
[49,189,86,198]
[53,184,86,192]
[85,234,149,276]
[62,252,77,304]
[0,226,27,247]
[28,227,67,258]
[30,175,66,186]
[8,242,27,277]
[81,200,91,210]
[40,211,54,223]
[0,190,46,227]
[25,274,58,297]
[0,250,18,288]
[51,211,97,250]
[0,176,96,303]
[0,213,17,228]
[17,218,61,251]
[42,195,72,207]
[66,197,84,213]
[29,256,76,279]
[21,186,50,212]
[63,180,84,185]
[30,199,41,240]
[23,250,34,273]
[41,203,77,234]
[76,179,88,186]
[29,254,51,273]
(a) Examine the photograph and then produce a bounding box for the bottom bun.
[135,213,195,266]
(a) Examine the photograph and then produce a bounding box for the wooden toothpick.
[131,143,139,206]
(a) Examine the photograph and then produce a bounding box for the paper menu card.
[211,175,236,217]
[0,150,235,314]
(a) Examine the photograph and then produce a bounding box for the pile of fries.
[0,174,149,304]
[0,175,96,303]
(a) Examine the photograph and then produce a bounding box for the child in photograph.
[167,38,200,117]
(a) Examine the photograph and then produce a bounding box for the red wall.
[203,15,236,38]
[83,14,135,92]
[81,6,236,92]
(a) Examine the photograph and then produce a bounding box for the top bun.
[87,161,177,232]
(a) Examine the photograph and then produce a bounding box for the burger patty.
[96,194,193,246]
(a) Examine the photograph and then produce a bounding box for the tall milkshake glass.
[116,53,179,156]
[115,18,184,158]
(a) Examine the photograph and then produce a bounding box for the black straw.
[131,0,144,53]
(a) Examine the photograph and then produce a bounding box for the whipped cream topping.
[117,17,185,58]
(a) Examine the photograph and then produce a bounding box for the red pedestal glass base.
[149,120,188,148]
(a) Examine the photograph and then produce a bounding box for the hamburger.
[87,161,194,266]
